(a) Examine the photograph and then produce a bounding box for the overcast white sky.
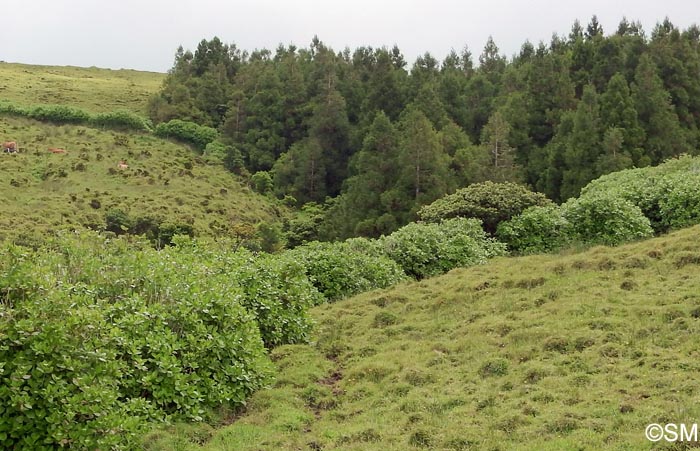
[2,0,698,73]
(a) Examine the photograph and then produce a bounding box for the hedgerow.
[154,119,218,150]
[0,101,152,132]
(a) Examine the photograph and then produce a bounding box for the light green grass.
[145,226,700,450]
[0,115,278,241]
[0,62,164,114]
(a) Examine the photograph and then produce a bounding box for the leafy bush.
[0,232,327,448]
[26,104,92,124]
[154,119,219,150]
[562,194,653,246]
[658,172,700,230]
[378,218,507,279]
[233,253,322,346]
[284,240,408,302]
[91,110,153,131]
[496,205,572,254]
[418,181,552,234]
[580,155,700,233]
[251,171,274,195]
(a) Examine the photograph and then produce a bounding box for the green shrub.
[0,232,328,448]
[154,119,218,150]
[580,155,700,233]
[284,240,408,302]
[27,104,91,124]
[378,218,507,279]
[251,171,274,195]
[418,181,552,234]
[496,205,572,254]
[91,110,152,131]
[562,194,653,246]
[658,172,700,230]
[233,254,321,346]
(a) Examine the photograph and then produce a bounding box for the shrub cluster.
[0,233,321,449]
[496,205,572,254]
[580,155,700,233]
[498,193,653,253]
[154,119,219,151]
[378,218,508,279]
[91,110,153,131]
[418,181,552,234]
[562,194,653,246]
[284,240,407,301]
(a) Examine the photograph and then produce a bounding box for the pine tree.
[480,110,521,182]
[632,53,690,163]
[560,84,602,199]
[394,107,453,221]
[599,73,645,164]
[330,112,401,237]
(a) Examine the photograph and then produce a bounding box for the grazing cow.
[3,141,17,153]
[48,148,67,154]
[117,160,128,169]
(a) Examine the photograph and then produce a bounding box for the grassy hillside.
[146,226,700,450]
[0,115,278,241]
[0,62,164,114]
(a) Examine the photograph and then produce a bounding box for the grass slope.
[0,62,164,114]
[0,115,277,240]
[147,226,700,450]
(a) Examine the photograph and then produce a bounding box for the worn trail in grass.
[147,226,700,450]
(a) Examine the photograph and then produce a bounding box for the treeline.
[148,16,700,240]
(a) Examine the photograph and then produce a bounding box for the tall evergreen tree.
[632,53,690,163]
[393,107,453,221]
[560,84,602,200]
[599,73,645,164]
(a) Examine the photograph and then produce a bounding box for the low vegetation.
[0,116,278,244]
[145,225,700,450]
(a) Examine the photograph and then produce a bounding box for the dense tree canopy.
[149,17,700,239]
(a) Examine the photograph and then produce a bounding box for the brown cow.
[3,141,17,153]
[48,148,67,154]
[117,160,128,169]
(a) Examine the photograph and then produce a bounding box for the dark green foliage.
[104,208,132,235]
[284,240,407,302]
[496,205,572,254]
[562,194,653,246]
[283,202,327,247]
[147,23,700,237]
[418,181,552,234]
[154,119,219,150]
[377,218,507,279]
[104,209,194,246]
